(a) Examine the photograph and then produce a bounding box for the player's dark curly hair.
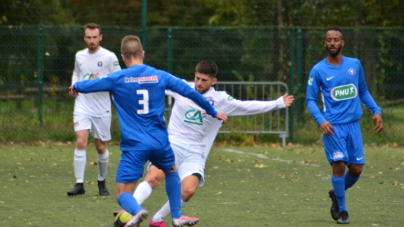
[195,61,218,78]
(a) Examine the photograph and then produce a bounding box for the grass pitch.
[0,144,403,226]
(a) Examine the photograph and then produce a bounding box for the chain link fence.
[0,26,402,144]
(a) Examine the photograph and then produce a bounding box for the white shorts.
[73,114,111,141]
[172,143,206,187]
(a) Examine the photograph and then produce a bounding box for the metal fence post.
[167,28,173,73]
[37,27,44,126]
[141,0,148,64]
[288,28,295,143]
[296,29,303,125]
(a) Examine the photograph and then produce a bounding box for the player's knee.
[76,138,87,150]
[182,186,196,199]
[95,145,106,154]
[144,172,164,189]
[350,168,362,177]
[348,164,363,177]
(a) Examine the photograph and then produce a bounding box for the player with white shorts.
[67,23,121,197]
[131,61,294,227]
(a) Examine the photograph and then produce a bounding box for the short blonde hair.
[121,35,143,60]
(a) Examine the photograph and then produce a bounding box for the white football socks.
[74,149,86,183]
[97,149,109,181]
[133,181,153,205]
[152,200,188,223]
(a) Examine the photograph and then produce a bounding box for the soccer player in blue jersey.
[70,35,227,227]
[306,27,383,224]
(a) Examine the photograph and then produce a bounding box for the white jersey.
[71,47,121,117]
[166,82,286,160]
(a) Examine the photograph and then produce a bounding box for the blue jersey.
[306,56,381,125]
[73,64,218,151]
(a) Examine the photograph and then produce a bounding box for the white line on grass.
[221,149,321,167]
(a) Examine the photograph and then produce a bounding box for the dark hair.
[195,61,218,78]
[84,23,101,34]
[326,27,343,39]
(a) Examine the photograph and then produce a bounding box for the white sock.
[152,200,187,223]
[97,149,109,181]
[133,181,153,205]
[74,149,86,183]
[181,200,188,209]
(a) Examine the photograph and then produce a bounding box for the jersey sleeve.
[71,53,80,86]
[357,61,382,114]
[73,74,116,93]
[306,68,326,125]
[165,79,189,97]
[165,74,218,118]
[108,53,121,73]
[220,92,286,116]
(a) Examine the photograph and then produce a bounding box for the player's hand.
[68,86,78,97]
[282,93,294,107]
[373,114,383,133]
[320,121,334,136]
[216,112,228,124]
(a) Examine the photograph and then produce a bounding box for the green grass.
[1,144,403,226]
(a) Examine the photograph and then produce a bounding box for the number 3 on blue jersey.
[137,89,149,114]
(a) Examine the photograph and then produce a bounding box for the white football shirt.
[166,82,286,160]
[71,47,121,117]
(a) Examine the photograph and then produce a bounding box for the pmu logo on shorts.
[125,76,158,84]
[333,152,344,159]
[331,84,357,101]
[184,109,207,125]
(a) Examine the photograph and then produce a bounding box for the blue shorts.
[323,121,365,166]
[116,147,175,183]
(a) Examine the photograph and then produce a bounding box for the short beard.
[327,46,341,57]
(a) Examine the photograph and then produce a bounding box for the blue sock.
[344,172,360,190]
[117,192,143,216]
[165,172,182,219]
[332,175,347,212]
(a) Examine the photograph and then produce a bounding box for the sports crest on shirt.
[97,61,103,67]
[348,68,356,76]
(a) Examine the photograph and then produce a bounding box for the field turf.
[0,144,403,226]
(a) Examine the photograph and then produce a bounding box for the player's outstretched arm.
[282,93,294,107]
[216,112,228,124]
[68,86,78,97]
[373,114,383,133]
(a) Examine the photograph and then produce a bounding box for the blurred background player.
[67,23,121,196]
[306,27,383,224]
[132,61,294,227]
[71,36,227,227]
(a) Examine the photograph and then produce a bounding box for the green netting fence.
[0,26,403,144]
